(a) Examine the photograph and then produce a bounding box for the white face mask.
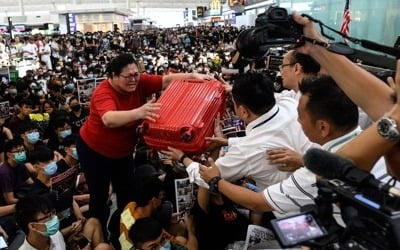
[159,240,171,250]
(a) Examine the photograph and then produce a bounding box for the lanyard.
[252,107,280,130]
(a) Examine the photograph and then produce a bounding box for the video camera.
[235,6,303,60]
[271,149,400,249]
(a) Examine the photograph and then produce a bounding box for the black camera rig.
[302,179,400,250]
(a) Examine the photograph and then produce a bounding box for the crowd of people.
[0,11,399,250]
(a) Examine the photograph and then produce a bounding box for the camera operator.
[291,13,400,179]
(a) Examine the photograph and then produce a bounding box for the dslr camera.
[236,6,304,60]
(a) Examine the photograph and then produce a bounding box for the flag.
[340,0,351,37]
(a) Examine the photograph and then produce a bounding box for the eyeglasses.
[32,210,56,222]
[120,72,140,80]
[279,63,295,71]
[10,148,25,153]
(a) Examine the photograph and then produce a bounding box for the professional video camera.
[271,148,400,249]
[236,6,400,70]
[235,7,303,60]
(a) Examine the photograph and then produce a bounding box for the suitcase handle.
[186,79,208,84]
[180,127,194,142]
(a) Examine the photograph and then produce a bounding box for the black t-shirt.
[191,197,249,250]
[69,107,89,133]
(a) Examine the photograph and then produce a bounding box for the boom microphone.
[303,148,400,197]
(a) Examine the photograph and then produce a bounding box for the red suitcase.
[142,79,226,154]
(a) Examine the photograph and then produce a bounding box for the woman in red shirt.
[76,53,209,242]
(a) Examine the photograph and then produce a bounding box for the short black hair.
[4,139,24,159]
[299,75,358,132]
[52,118,70,130]
[29,145,54,164]
[18,98,34,108]
[289,51,320,75]
[106,53,138,78]
[128,217,163,249]
[62,134,77,148]
[17,121,38,135]
[15,194,54,234]
[231,71,276,115]
[134,176,164,207]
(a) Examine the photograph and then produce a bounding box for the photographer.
[291,13,400,179]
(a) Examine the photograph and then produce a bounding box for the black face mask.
[71,104,81,112]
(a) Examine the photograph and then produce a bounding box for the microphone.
[303,148,400,198]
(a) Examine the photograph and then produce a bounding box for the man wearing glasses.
[278,50,320,100]
[0,139,33,205]
[76,53,211,245]
[16,195,65,250]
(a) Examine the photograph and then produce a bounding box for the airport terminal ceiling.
[0,0,212,10]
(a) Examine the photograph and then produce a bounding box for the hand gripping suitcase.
[142,79,226,154]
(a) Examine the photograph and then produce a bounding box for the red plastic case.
[142,79,226,154]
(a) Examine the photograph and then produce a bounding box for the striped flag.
[340,0,351,38]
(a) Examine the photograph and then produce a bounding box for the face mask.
[71,147,79,160]
[44,161,58,176]
[59,129,72,139]
[82,66,87,72]
[56,66,61,71]
[37,215,60,237]
[66,83,74,91]
[71,104,81,112]
[27,131,40,144]
[159,240,171,250]
[9,89,17,95]
[14,151,26,164]
[87,74,94,79]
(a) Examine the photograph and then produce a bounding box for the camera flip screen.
[271,212,328,247]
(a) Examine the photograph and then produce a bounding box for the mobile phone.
[271,211,328,247]
[0,236,7,250]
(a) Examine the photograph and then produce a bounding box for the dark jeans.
[76,135,135,239]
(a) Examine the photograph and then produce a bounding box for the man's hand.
[137,96,161,122]
[266,147,304,172]
[161,146,185,162]
[199,158,221,183]
[292,12,327,55]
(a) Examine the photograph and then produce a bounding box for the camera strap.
[302,14,400,59]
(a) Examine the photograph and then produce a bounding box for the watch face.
[380,119,390,134]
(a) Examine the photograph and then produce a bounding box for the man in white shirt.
[277,50,320,101]
[164,71,313,190]
[199,75,364,218]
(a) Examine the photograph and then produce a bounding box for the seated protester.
[28,146,106,249]
[16,121,63,177]
[41,100,69,140]
[68,96,89,134]
[7,99,34,135]
[119,175,181,250]
[15,194,112,250]
[191,186,249,250]
[56,134,89,215]
[0,139,33,205]
[47,118,72,155]
[0,118,13,164]
[129,217,197,250]
[15,194,67,250]
[16,80,40,112]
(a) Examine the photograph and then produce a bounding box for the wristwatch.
[179,154,189,164]
[208,176,222,195]
[377,116,400,141]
